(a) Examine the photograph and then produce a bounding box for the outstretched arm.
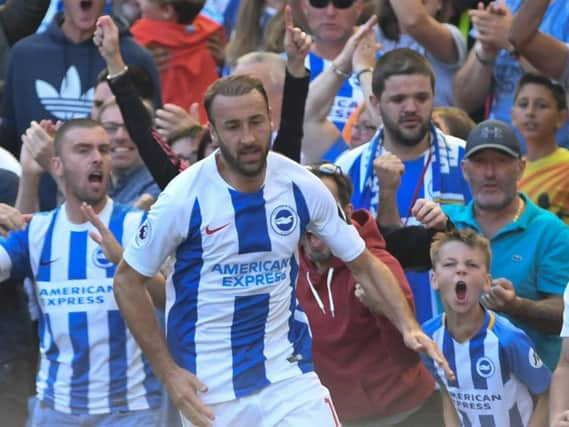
[94,15,182,190]
[388,0,459,64]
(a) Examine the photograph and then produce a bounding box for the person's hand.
[352,23,381,72]
[147,42,172,72]
[133,193,155,211]
[469,0,513,53]
[552,411,569,427]
[283,4,312,78]
[20,120,59,173]
[402,327,456,381]
[0,204,31,237]
[482,277,519,314]
[332,14,378,77]
[94,16,126,74]
[373,152,404,194]
[411,199,447,230]
[206,28,226,68]
[164,365,214,427]
[80,202,123,265]
[155,103,201,138]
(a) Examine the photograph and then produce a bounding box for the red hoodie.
[298,209,434,422]
[131,15,221,122]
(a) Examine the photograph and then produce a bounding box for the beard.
[217,136,270,178]
[381,109,431,147]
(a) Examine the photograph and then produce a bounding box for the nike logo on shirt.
[205,224,229,235]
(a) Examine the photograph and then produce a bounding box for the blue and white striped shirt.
[0,199,161,414]
[124,151,365,404]
[422,310,551,427]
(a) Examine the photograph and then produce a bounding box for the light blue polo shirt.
[443,193,569,370]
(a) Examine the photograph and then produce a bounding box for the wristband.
[355,68,372,82]
[331,63,350,79]
[107,65,129,81]
[474,45,495,66]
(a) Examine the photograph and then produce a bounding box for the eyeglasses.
[308,0,355,9]
[101,122,128,136]
[305,163,343,176]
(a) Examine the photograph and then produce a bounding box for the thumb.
[188,102,200,121]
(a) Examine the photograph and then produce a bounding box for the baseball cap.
[464,120,521,159]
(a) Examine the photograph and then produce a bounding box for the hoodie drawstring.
[305,268,335,318]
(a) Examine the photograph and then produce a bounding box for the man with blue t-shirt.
[0,119,163,426]
[337,48,472,324]
[113,74,453,427]
[444,119,569,370]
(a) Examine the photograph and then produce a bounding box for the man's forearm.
[377,191,402,227]
[453,47,494,112]
[509,0,549,48]
[15,172,41,214]
[505,295,563,335]
[113,261,176,381]
[551,343,569,422]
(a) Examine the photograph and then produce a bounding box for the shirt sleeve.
[506,327,552,395]
[442,23,468,66]
[123,190,192,277]
[537,220,569,296]
[0,227,31,281]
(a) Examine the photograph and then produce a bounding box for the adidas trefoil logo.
[36,66,94,120]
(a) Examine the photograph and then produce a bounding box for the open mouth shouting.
[455,280,467,303]
[80,0,93,11]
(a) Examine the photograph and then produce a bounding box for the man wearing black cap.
[443,119,569,370]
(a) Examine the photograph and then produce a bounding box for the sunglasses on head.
[308,0,355,9]
[305,163,343,176]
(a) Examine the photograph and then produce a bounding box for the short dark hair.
[161,0,205,24]
[306,162,353,208]
[514,72,567,110]
[204,74,270,125]
[54,118,104,155]
[372,48,435,98]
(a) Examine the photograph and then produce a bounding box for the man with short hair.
[444,119,569,370]
[113,73,453,427]
[0,118,163,426]
[337,48,471,323]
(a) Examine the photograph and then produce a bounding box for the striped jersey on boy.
[422,310,551,427]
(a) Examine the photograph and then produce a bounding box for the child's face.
[431,241,491,314]
[511,83,566,142]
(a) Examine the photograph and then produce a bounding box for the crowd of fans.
[1,0,569,426]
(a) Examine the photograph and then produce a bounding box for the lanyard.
[403,146,433,226]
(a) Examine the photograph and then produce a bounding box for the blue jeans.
[29,402,159,427]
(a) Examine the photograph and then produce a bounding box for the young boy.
[422,230,551,427]
[131,0,222,121]
[512,72,569,223]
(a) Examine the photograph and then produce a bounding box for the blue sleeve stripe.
[169,199,203,373]
[292,183,310,237]
[107,310,128,410]
[69,312,90,411]
[230,188,272,254]
[106,204,131,278]
[68,231,87,280]
[231,294,271,397]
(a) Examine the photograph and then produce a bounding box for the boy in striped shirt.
[422,229,550,427]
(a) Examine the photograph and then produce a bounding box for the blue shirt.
[490,0,569,150]
[422,310,551,427]
[444,193,569,369]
